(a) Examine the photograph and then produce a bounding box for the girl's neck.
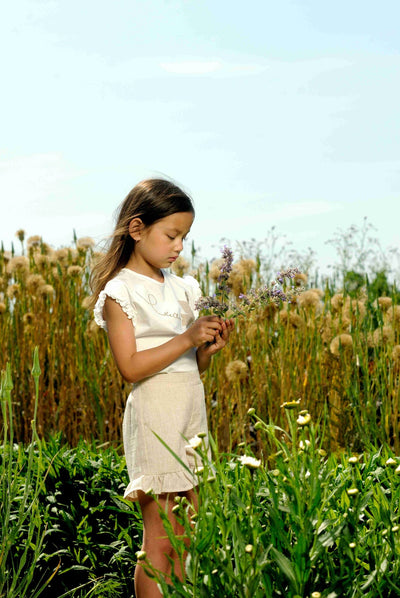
[125,256,164,283]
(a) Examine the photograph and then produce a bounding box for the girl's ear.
[128,218,145,241]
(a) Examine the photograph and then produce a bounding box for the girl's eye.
[167,235,175,240]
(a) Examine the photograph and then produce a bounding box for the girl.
[90,178,234,597]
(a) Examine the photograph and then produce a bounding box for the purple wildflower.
[195,295,229,316]
[218,246,234,286]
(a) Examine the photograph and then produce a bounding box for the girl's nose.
[175,238,183,252]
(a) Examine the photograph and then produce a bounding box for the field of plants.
[1,226,400,597]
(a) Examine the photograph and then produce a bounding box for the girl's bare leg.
[169,488,198,579]
[134,489,198,598]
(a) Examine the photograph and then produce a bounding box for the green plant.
[0,348,56,598]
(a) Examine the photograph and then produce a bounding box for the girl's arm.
[196,319,235,373]
[103,297,223,383]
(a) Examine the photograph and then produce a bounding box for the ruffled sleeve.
[182,275,202,317]
[94,279,137,330]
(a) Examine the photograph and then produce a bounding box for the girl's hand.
[185,315,223,347]
[199,318,235,356]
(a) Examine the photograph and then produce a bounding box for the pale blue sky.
[1,0,399,274]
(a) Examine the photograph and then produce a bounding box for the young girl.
[90,178,234,597]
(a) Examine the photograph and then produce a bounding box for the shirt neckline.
[122,267,167,285]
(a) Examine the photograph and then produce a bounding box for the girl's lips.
[168,257,177,262]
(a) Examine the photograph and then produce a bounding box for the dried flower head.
[23,312,35,326]
[171,255,190,277]
[343,298,366,323]
[82,296,92,310]
[6,256,29,275]
[331,293,344,312]
[34,253,51,269]
[15,229,25,243]
[76,237,95,250]
[279,310,305,330]
[67,265,83,277]
[55,248,69,263]
[237,258,256,277]
[87,319,101,336]
[378,296,392,311]
[209,259,223,283]
[246,323,262,341]
[294,272,308,286]
[373,325,394,347]
[228,266,246,298]
[0,302,6,314]
[38,284,55,300]
[7,284,20,300]
[297,290,322,311]
[392,345,400,364]
[225,360,248,382]
[329,333,353,356]
[26,274,45,292]
[27,235,42,248]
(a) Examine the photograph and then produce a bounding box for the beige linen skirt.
[122,370,209,501]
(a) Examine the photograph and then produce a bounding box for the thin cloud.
[160,60,222,74]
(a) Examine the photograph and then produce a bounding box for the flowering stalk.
[195,246,301,318]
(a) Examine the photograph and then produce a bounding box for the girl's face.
[131,211,194,274]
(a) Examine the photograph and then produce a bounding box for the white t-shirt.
[94,268,202,373]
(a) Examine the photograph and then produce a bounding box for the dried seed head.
[373,325,394,347]
[343,298,366,323]
[297,290,322,310]
[23,312,35,326]
[76,237,95,250]
[294,272,308,286]
[15,229,25,242]
[6,255,29,275]
[329,333,353,356]
[225,360,248,382]
[67,265,83,277]
[377,296,392,311]
[279,310,305,330]
[392,345,400,364]
[209,259,224,282]
[237,258,256,277]
[171,255,190,277]
[26,274,46,292]
[7,284,20,299]
[33,253,51,269]
[27,235,42,248]
[331,293,344,312]
[38,284,55,299]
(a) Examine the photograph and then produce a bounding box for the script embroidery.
[178,300,195,327]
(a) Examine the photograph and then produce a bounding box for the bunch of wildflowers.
[195,246,302,318]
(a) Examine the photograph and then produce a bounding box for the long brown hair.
[89,178,194,309]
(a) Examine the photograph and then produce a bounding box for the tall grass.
[0,233,399,453]
[0,347,56,598]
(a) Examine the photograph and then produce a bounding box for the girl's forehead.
[158,212,194,230]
